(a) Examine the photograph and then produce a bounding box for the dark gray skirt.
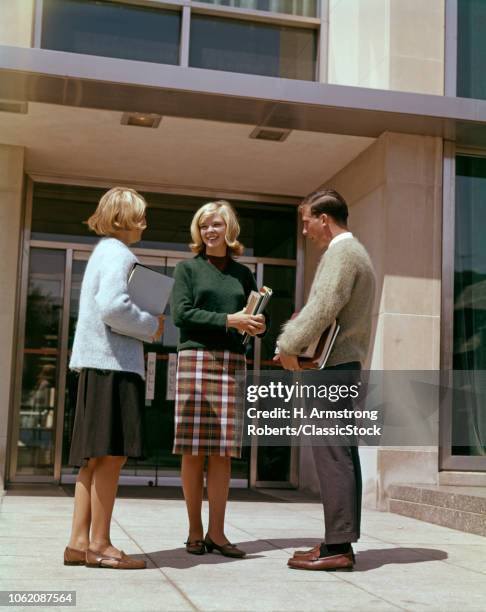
[68,368,146,467]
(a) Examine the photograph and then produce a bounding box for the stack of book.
[241,286,273,345]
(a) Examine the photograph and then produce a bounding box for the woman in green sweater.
[171,200,266,558]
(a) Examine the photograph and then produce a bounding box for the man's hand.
[274,348,301,371]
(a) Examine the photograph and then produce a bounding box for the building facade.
[1,0,485,505]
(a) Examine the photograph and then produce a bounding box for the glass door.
[253,264,298,487]
[10,248,67,479]
[120,256,180,482]
[61,253,183,484]
[60,253,254,485]
[10,242,297,488]
[440,154,486,470]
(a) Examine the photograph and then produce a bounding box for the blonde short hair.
[190,200,244,256]
[87,187,147,236]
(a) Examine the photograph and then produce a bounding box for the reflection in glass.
[194,0,317,18]
[256,266,295,482]
[190,15,317,80]
[60,258,251,480]
[453,155,486,456]
[17,248,65,475]
[62,259,181,476]
[42,0,180,65]
[457,0,486,100]
[130,263,178,476]
[63,259,87,468]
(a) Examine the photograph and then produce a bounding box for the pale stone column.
[0,1,35,47]
[327,0,445,95]
[0,145,25,490]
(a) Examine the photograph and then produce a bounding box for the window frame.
[33,0,323,81]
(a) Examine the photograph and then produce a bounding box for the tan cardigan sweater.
[278,237,375,367]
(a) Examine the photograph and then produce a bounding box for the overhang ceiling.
[0,102,374,197]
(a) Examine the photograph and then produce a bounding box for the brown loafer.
[292,544,321,557]
[63,546,86,566]
[287,551,354,571]
[85,548,146,569]
[204,535,246,558]
[185,539,205,555]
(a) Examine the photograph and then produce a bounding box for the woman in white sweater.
[64,187,163,570]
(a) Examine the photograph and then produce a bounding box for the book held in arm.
[110,263,175,343]
[298,319,340,370]
[241,286,273,346]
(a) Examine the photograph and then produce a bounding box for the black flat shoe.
[185,539,205,555]
[204,535,246,558]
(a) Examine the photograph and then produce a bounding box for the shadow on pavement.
[353,547,448,571]
[136,540,447,571]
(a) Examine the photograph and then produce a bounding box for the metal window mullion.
[317,0,329,83]
[253,262,264,372]
[53,249,73,482]
[290,209,304,488]
[295,204,304,310]
[444,0,458,97]
[439,141,455,470]
[249,262,264,489]
[440,142,455,373]
[33,0,43,48]
[180,5,191,67]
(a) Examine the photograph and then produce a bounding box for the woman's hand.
[152,315,165,342]
[227,311,266,336]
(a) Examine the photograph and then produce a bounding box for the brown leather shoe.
[292,544,321,558]
[287,551,354,571]
[85,548,146,569]
[63,546,86,566]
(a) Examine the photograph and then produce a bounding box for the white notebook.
[110,263,175,343]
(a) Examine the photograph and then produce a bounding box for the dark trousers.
[311,362,362,544]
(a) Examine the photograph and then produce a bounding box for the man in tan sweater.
[277,188,375,571]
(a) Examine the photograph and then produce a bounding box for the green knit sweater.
[278,237,375,367]
[171,254,258,353]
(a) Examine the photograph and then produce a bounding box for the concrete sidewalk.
[0,487,485,612]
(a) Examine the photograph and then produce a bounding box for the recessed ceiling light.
[121,112,161,128]
[0,100,28,114]
[250,126,291,142]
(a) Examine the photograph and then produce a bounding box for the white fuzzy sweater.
[69,238,158,379]
[278,237,375,367]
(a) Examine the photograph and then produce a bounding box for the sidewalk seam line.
[113,518,200,612]
[332,573,409,611]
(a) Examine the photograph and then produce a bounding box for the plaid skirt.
[173,349,246,458]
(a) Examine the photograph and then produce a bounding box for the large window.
[457,0,486,99]
[453,155,486,457]
[190,15,317,80]
[41,0,181,65]
[40,0,319,81]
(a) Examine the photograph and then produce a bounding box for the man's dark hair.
[299,188,348,226]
